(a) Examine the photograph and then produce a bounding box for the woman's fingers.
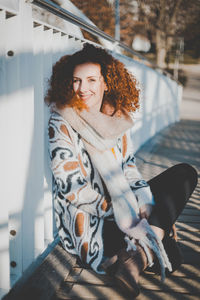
[139,204,153,219]
[140,211,147,219]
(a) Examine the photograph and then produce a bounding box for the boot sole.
[115,272,140,298]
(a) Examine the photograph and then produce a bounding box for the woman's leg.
[148,163,198,235]
[146,163,198,273]
[103,163,198,257]
[103,219,126,257]
[102,164,197,296]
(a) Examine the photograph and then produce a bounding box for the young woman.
[46,43,197,297]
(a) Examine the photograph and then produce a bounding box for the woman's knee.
[174,163,198,182]
[173,163,198,189]
[148,163,198,196]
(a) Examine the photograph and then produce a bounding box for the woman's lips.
[79,94,92,101]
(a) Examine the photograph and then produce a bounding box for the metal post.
[174,37,184,81]
[115,0,120,41]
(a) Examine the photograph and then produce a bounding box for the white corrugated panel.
[65,36,83,55]
[60,34,71,57]
[0,0,19,12]
[0,9,11,299]
[43,27,54,246]
[17,0,37,274]
[32,23,46,258]
[4,11,24,287]
[52,30,62,64]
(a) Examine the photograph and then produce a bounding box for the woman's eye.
[73,79,80,83]
[89,79,96,82]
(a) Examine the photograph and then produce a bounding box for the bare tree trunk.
[156,29,167,68]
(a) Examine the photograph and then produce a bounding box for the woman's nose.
[79,80,88,92]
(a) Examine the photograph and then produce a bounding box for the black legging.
[103,163,198,257]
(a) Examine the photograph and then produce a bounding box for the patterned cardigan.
[48,112,154,273]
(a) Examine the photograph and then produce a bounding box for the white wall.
[0,0,182,298]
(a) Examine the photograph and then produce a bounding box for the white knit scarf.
[54,106,172,280]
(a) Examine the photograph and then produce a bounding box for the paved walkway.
[4,65,200,300]
[180,64,200,121]
[54,121,199,300]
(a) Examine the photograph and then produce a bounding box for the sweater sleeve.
[48,113,112,218]
[121,130,155,208]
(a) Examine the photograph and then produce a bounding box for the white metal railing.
[0,0,182,298]
[30,0,147,59]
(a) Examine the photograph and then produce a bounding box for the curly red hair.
[45,43,140,113]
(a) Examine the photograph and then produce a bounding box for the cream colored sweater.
[48,111,154,273]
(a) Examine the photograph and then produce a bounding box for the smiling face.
[73,63,107,111]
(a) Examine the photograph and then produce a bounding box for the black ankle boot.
[163,235,183,275]
[147,235,183,275]
[104,245,149,298]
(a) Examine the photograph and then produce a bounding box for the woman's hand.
[101,101,115,115]
[139,204,153,220]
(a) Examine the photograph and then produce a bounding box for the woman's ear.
[104,83,108,92]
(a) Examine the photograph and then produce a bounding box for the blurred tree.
[183,5,200,61]
[71,0,144,47]
[71,0,115,41]
[132,0,200,67]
